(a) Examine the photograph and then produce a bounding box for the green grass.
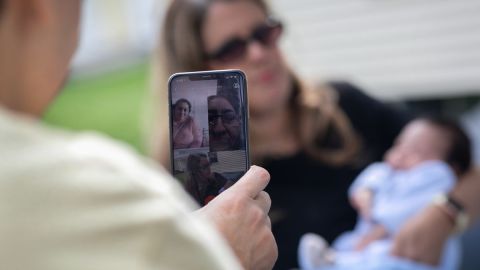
[42,63,149,154]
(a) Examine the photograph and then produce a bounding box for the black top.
[264,82,411,270]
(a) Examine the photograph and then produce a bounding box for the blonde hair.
[290,77,360,166]
[150,0,360,167]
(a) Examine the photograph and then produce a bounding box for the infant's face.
[385,120,449,170]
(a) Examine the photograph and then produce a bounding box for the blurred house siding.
[273,0,480,100]
[72,0,480,101]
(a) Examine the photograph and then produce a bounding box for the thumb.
[227,166,270,198]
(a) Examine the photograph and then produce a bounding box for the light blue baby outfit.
[300,161,460,270]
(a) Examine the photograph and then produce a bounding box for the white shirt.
[0,107,242,270]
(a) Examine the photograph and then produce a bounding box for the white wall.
[71,0,480,101]
[273,0,480,100]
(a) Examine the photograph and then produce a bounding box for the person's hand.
[355,224,388,251]
[351,188,373,220]
[391,205,453,266]
[196,166,278,270]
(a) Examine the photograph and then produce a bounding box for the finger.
[265,216,272,229]
[254,191,272,214]
[227,166,270,198]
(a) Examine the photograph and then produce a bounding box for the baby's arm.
[351,188,374,220]
[375,161,455,234]
[349,163,392,219]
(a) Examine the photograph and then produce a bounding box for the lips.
[258,70,274,83]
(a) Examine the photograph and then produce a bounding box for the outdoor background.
[42,0,480,156]
[41,1,480,268]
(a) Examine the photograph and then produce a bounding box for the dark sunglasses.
[208,111,237,126]
[205,18,283,63]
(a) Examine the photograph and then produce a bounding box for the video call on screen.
[170,72,248,206]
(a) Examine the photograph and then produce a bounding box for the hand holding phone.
[168,70,250,206]
[196,166,277,270]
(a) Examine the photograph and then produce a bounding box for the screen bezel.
[167,69,250,180]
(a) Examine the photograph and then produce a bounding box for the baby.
[298,117,472,270]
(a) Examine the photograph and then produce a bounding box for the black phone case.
[168,70,250,194]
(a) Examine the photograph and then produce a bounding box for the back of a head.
[422,116,472,177]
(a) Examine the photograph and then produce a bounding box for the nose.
[246,40,269,62]
[212,118,227,133]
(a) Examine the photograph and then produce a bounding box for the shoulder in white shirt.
[0,107,241,270]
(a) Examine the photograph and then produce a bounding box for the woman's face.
[202,1,292,115]
[198,157,212,179]
[174,101,189,122]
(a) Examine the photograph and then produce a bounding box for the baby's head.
[385,116,471,176]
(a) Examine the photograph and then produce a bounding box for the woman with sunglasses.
[152,0,480,269]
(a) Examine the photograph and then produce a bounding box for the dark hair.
[173,98,192,113]
[0,0,4,18]
[208,94,240,115]
[217,78,241,114]
[186,153,208,174]
[421,116,472,176]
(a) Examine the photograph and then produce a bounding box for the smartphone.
[168,70,250,206]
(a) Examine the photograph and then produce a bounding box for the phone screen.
[168,70,250,206]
